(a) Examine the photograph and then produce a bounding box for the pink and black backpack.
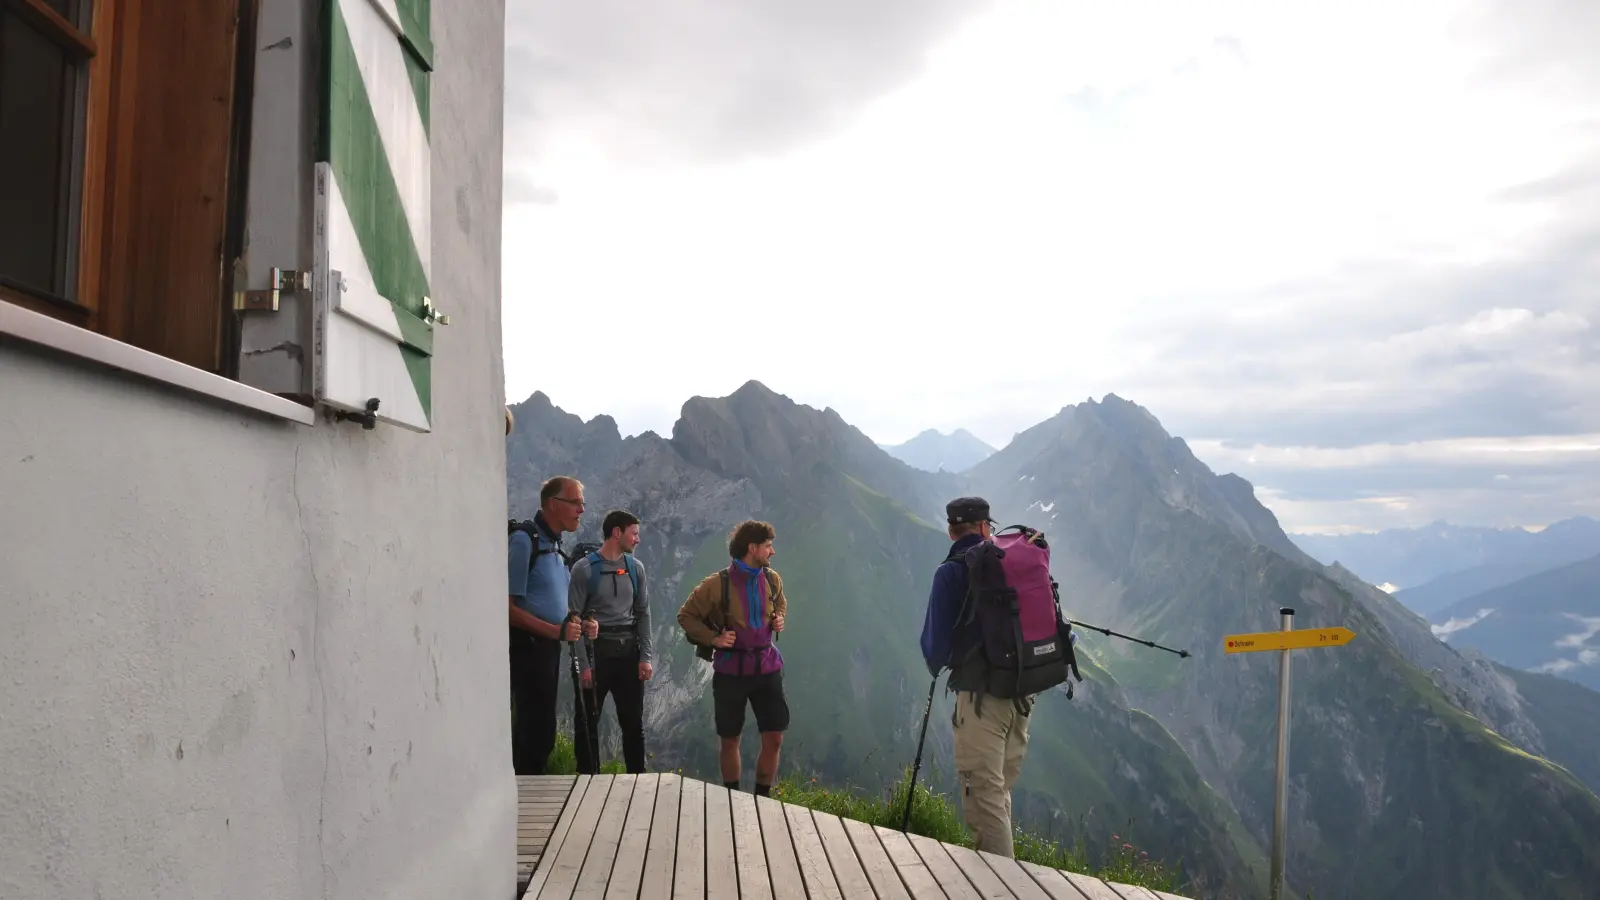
[954,525,1082,704]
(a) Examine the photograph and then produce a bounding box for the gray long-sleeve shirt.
[567,552,652,673]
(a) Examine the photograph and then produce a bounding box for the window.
[0,0,95,320]
[1,0,441,433]
[0,0,252,375]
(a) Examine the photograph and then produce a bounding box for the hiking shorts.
[712,671,789,737]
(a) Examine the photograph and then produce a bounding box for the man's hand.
[563,619,582,642]
[583,617,599,640]
[772,614,785,633]
[639,661,654,681]
[713,629,737,649]
[580,669,593,688]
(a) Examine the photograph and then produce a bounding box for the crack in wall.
[293,443,333,899]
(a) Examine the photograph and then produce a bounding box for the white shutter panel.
[312,0,439,432]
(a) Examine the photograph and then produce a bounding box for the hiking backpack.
[953,525,1082,701]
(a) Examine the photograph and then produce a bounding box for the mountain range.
[1292,516,1600,613]
[507,381,1600,900]
[878,428,997,474]
[1430,553,1600,692]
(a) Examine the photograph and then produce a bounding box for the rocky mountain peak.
[672,380,839,487]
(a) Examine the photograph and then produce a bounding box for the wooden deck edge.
[513,773,1195,900]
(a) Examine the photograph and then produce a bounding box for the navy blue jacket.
[920,533,985,677]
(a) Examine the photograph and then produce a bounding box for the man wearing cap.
[919,495,1031,858]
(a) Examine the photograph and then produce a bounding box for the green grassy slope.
[1497,664,1600,796]
[1057,505,1600,900]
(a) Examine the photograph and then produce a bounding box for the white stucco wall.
[0,1,512,897]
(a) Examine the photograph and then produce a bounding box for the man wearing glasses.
[508,476,586,775]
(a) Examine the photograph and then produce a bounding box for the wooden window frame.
[0,0,104,324]
[0,0,314,425]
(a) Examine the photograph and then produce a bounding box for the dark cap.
[946,496,995,525]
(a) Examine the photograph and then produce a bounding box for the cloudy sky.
[500,0,1599,535]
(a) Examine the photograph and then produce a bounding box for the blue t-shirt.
[509,522,570,628]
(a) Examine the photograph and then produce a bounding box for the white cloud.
[500,0,1600,531]
[1432,608,1497,638]
[1193,433,1600,472]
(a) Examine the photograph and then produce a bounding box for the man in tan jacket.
[677,520,788,796]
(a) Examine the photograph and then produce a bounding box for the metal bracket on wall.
[333,397,382,430]
[421,295,450,326]
[233,267,310,312]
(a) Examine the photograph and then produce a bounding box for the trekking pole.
[564,612,597,773]
[580,604,602,771]
[900,675,939,833]
[1069,619,1191,658]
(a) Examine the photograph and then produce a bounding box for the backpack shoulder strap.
[623,554,641,596]
[511,521,561,573]
[584,551,603,598]
[719,569,731,628]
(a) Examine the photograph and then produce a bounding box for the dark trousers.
[573,639,647,775]
[509,629,561,775]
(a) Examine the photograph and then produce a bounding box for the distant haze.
[878,427,996,473]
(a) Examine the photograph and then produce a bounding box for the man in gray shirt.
[569,509,653,774]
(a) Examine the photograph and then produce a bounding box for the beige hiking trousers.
[952,690,1032,858]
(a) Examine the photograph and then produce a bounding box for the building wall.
[0,0,513,897]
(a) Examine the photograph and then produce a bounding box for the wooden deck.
[516,774,1192,900]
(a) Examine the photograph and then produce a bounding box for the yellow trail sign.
[1224,627,1357,654]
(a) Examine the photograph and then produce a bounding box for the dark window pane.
[0,11,78,299]
[41,0,90,30]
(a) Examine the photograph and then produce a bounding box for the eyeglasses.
[552,496,585,508]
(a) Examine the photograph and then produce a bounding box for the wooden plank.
[517,777,581,890]
[641,774,682,900]
[574,774,638,900]
[1104,885,1159,900]
[524,775,593,900]
[812,811,879,900]
[757,796,807,900]
[533,775,615,900]
[783,804,844,900]
[607,774,659,900]
[975,852,1054,900]
[904,833,982,900]
[1013,863,1091,900]
[842,821,916,900]
[674,778,707,900]
[1060,873,1124,900]
[874,828,952,900]
[729,791,773,900]
[940,844,1015,900]
[703,786,738,900]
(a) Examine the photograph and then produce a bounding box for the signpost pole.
[1223,616,1357,899]
[1269,606,1294,900]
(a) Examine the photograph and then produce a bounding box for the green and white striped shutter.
[312,0,439,432]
